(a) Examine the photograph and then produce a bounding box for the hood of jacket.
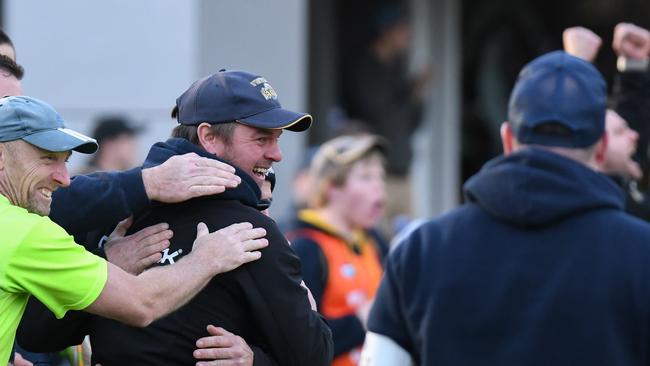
[463,148,624,228]
[143,138,263,209]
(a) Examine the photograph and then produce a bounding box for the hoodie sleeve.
[241,217,333,365]
[50,167,149,235]
[367,239,416,358]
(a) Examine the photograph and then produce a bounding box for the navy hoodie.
[368,148,650,365]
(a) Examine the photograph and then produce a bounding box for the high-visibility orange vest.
[297,228,383,366]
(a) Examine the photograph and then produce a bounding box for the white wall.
[6,0,308,221]
[6,0,198,170]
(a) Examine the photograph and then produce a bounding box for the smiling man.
[32,70,333,365]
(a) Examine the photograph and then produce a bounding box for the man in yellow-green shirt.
[0,95,269,364]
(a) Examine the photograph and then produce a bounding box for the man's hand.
[194,325,254,366]
[191,222,268,276]
[105,216,173,275]
[563,26,602,62]
[142,153,241,203]
[613,23,650,59]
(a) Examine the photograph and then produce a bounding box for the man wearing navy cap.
[361,51,650,365]
[0,96,269,366]
[20,71,334,365]
[97,70,332,365]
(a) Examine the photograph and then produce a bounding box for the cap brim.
[22,128,98,154]
[239,107,312,132]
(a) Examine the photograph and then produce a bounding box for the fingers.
[206,325,231,336]
[188,184,227,198]
[239,251,263,264]
[137,251,164,270]
[217,222,254,236]
[241,238,269,252]
[196,222,209,238]
[196,329,234,349]
[146,153,242,203]
[562,26,602,62]
[613,23,650,58]
[136,228,173,248]
[131,222,171,242]
[238,227,268,241]
[192,156,237,174]
[194,328,250,364]
[186,173,241,188]
[194,348,237,361]
[111,216,134,237]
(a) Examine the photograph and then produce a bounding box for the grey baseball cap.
[0,96,98,153]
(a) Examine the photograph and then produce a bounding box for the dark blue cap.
[173,70,312,132]
[508,51,607,148]
[0,96,97,153]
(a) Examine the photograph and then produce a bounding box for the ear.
[594,132,608,164]
[197,123,222,155]
[500,122,516,155]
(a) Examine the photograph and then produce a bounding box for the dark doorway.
[307,0,410,145]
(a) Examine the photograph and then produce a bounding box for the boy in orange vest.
[287,134,388,366]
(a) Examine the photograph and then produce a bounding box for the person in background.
[0,29,17,61]
[341,4,430,229]
[362,50,650,365]
[287,134,388,366]
[563,23,650,220]
[81,116,142,173]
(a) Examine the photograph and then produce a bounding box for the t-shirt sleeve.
[3,218,108,319]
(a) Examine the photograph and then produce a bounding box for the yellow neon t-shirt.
[0,194,107,363]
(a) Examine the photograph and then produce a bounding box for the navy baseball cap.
[173,70,312,132]
[507,50,607,148]
[0,96,98,153]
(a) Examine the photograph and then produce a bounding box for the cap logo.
[249,77,268,87]
[249,77,278,101]
[260,83,278,101]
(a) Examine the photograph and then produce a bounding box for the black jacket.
[18,138,333,366]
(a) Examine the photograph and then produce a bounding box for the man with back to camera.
[563,23,650,221]
[360,50,650,365]
[18,70,334,365]
[0,95,269,366]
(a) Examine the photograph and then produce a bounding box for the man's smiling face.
[218,124,283,188]
[0,140,71,216]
